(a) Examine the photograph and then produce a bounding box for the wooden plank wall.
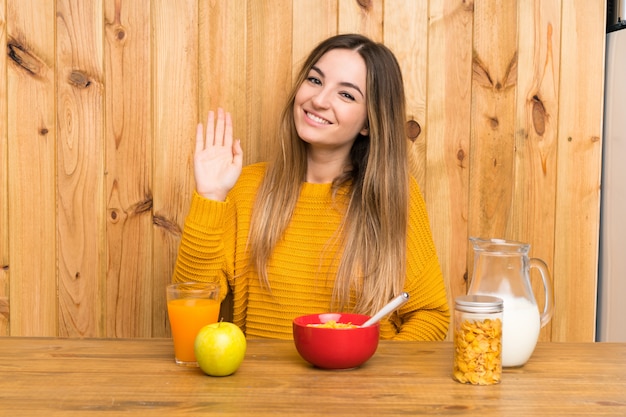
[0,0,606,341]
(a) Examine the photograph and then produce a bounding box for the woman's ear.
[360,125,369,136]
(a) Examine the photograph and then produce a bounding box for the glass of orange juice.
[166,282,220,366]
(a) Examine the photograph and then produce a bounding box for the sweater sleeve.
[171,191,232,304]
[383,178,450,341]
[391,254,451,340]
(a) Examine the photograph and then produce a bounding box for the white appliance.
[598,1,626,342]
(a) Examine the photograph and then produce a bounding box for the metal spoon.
[361,292,410,327]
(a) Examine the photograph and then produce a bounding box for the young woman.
[173,34,450,340]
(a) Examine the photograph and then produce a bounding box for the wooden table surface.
[0,337,624,416]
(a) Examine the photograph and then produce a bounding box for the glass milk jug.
[467,237,554,367]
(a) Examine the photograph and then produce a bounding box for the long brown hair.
[247,33,409,315]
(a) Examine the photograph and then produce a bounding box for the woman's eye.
[340,92,356,101]
[307,76,322,85]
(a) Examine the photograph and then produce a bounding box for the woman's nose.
[311,88,331,108]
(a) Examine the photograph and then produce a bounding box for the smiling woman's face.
[293,48,369,155]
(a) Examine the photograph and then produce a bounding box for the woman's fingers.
[232,139,243,166]
[214,108,225,146]
[196,108,235,152]
[195,122,205,154]
[205,110,215,146]
[223,111,233,148]
[197,109,233,148]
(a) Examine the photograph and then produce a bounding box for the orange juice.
[167,298,220,363]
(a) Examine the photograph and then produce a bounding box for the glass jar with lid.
[452,294,503,385]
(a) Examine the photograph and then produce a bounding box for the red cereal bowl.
[292,313,380,370]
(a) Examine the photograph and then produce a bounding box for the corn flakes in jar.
[452,295,503,385]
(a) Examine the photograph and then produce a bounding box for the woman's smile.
[304,110,331,125]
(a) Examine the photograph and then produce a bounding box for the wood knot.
[115,27,127,41]
[406,120,421,142]
[39,128,49,136]
[461,0,475,11]
[472,53,493,88]
[595,401,626,407]
[7,41,44,76]
[0,297,9,319]
[457,148,465,163]
[531,95,546,136]
[133,196,153,215]
[153,215,182,236]
[445,405,470,411]
[68,71,92,88]
[356,0,371,8]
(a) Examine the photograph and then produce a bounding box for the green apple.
[194,321,247,376]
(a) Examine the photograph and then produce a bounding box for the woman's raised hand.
[194,108,243,201]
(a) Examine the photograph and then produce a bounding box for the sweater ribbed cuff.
[187,190,229,227]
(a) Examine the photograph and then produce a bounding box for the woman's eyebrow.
[310,65,364,98]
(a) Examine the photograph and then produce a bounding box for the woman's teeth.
[306,112,330,124]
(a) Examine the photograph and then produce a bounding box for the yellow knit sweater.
[173,163,450,340]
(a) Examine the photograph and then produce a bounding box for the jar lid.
[455,295,503,313]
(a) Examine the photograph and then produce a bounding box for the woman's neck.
[305,148,350,184]
[306,157,349,183]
